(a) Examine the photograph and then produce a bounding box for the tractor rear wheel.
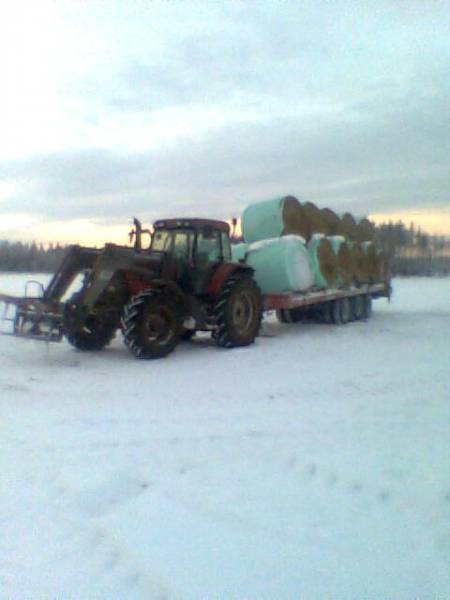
[121,290,182,359]
[214,275,262,348]
[64,293,117,351]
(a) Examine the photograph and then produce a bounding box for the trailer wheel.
[351,295,365,320]
[64,294,117,351]
[276,308,302,323]
[214,275,262,348]
[362,294,373,319]
[180,328,195,341]
[331,299,342,324]
[121,290,182,359]
[340,297,351,324]
[318,302,332,324]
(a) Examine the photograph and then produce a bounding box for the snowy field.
[0,274,449,600]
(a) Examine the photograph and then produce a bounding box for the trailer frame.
[263,282,390,312]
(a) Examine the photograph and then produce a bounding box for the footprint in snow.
[75,473,151,518]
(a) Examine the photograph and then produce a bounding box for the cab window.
[173,231,193,260]
[151,230,172,252]
[196,230,222,263]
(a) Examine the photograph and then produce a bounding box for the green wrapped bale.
[231,243,249,262]
[329,235,354,286]
[242,196,310,243]
[307,234,338,288]
[245,235,314,293]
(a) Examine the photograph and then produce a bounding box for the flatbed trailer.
[262,282,391,324]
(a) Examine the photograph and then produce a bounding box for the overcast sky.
[1,0,449,244]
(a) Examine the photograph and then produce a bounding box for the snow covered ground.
[0,274,449,600]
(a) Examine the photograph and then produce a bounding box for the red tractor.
[1,218,262,359]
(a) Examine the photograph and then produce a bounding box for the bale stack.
[239,195,384,290]
[245,236,314,294]
[307,234,338,288]
[329,236,354,286]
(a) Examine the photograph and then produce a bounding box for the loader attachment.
[0,244,101,342]
[0,294,63,342]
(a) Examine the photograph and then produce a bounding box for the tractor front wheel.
[213,275,262,348]
[64,293,117,351]
[121,290,182,359]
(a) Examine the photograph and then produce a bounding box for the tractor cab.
[150,219,232,293]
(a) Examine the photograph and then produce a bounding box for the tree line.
[0,241,66,273]
[0,220,449,276]
[374,221,450,276]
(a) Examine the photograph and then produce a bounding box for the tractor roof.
[153,218,230,233]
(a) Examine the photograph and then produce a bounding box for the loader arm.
[43,245,101,302]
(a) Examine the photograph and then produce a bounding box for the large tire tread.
[121,289,181,359]
[213,275,262,348]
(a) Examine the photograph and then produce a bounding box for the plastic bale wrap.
[350,242,370,283]
[329,235,354,286]
[241,196,310,243]
[362,241,381,282]
[307,234,338,288]
[231,243,249,262]
[245,235,314,294]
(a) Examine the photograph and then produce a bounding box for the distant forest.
[0,221,449,276]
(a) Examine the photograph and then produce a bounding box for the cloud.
[1,1,449,238]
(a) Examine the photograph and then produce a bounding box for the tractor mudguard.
[206,262,254,296]
[137,278,189,314]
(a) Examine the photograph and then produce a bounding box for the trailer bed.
[263,282,390,311]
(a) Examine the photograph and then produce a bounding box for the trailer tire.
[180,328,195,341]
[121,289,182,359]
[331,299,342,324]
[340,297,351,324]
[362,294,373,319]
[351,295,365,320]
[214,275,262,348]
[318,302,332,324]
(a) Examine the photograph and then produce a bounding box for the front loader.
[0,218,262,359]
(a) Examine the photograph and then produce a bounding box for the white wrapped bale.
[231,243,249,262]
[245,235,313,294]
